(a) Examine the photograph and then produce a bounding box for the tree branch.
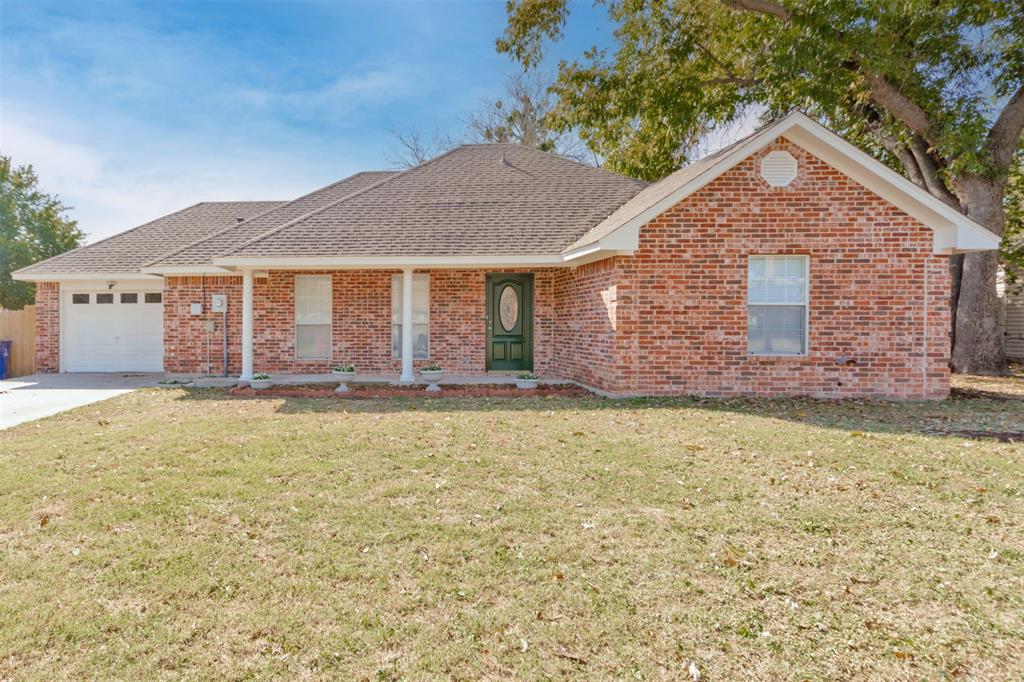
[882,138,927,190]
[720,0,790,20]
[861,72,935,144]
[986,84,1024,170]
[906,135,960,207]
[725,2,941,153]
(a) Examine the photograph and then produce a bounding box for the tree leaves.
[0,154,83,309]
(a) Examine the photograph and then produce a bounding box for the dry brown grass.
[1,386,1022,679]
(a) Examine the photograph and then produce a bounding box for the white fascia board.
[560,247,634,266]
[561,240,636,263]
[141,265,236,276]
[11,271,163,282]
[59,279,164,290]
[212,255,570,269]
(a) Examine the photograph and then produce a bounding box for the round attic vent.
[760,150,798,187]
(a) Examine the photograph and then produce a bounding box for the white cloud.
[0,112,354,244]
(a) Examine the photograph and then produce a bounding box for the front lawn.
[1,384,1022,679]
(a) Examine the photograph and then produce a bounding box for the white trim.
[746,254,810,357]
[12,271,163,282]
[142,265,235,276]
[566,111,999,256]
[213,255,569,269]
[294,274,332,360]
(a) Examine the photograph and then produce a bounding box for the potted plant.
[515,371,539,390]
[332,363,356,392]
[250,373,272,390]
[420,361,443,391]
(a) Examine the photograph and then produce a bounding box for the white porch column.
[399,267,415,383]
[240,268,254,382]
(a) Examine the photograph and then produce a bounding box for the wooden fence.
[0,305,36,377]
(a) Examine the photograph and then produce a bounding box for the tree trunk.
[948,253,963,351]
[951,178,1008,375]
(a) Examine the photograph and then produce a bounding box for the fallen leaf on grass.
[556,650,587,665]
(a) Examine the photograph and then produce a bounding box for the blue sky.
[1,0,617,242]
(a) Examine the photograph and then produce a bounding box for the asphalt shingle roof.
[149,171,395,267]
[15,201,284,275]
[222,145,648,259]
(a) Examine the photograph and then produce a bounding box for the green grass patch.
[1,388,1022,679]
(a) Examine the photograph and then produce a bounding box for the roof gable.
[565,111,999,258]
[146,171,396,270]
[214,144,647,263]
[12,201,284,280]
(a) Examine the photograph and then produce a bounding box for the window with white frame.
[748,255,808,355]
[295,275,332,359]
[392,274,429,359]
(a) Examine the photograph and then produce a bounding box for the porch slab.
[184,373,569,388]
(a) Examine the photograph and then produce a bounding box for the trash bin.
[0,340,10,380]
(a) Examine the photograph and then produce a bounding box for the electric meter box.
[211,294,227,313]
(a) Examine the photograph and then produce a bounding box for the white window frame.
[747,255,809,357]
[392,273,429,360]
[295,274,332,360]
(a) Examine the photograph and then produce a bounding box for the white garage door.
[64,289,164,372]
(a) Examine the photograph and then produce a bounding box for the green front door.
[486,273,533,371]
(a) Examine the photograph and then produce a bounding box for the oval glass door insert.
[499,285,519,332]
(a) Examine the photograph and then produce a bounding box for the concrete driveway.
[0,373,164,430]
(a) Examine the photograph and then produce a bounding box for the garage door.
[64,290,164,372]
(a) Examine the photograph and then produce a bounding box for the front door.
[486,273,533,371]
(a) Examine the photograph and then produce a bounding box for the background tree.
[390,72,595,167]
[0,154,83,309]
[1003,150,1024,291]
[498,0,1024,375]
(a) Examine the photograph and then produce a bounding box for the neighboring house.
[14,112,999,398]
[1004,274,1024,360]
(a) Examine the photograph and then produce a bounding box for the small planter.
[332,367,356,393]
[249,376,272,390]
[420,364,443,392]
[516,372,539,390]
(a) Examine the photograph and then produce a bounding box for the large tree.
[498,0,1024,375]
[0,155,83,309]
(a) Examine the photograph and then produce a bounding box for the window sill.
[747,353,809,359]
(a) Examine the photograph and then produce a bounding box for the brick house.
[14,112,998,398]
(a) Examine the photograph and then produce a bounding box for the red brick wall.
[164,276,243,374]
[428,269,556,374]
[581,137,951,399]
[164,269,557,376]
[551,259,624,389]
[34,282,60,373]
[157,137,951,398]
